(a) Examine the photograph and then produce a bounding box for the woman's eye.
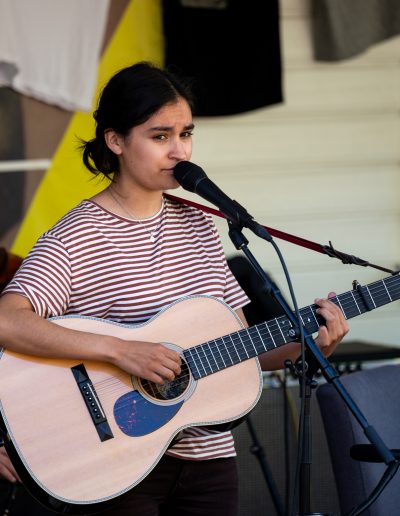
[153,134,167,141]
[181,131,194,138]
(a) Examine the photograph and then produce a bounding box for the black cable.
[347,461,400,516]
[268,239,307,516]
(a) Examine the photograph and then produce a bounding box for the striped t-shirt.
[4,196,249,460]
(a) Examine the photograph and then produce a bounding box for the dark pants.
[0,481,55,516]
[98,455,239,516]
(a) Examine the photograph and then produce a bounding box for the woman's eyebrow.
[147,123,195,132]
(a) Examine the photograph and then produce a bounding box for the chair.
[316,364,400,515]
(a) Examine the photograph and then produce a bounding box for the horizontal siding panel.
[218,215,400,276]
[192,116,399,167]
[284,67,400,115]
[192,165,400,218]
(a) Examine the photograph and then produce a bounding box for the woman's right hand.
[110,339,182,384]
[0,447,20,483]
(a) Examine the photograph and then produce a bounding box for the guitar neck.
[184,274,400,380]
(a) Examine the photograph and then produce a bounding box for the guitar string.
[95,295,398,400]
[94,283,400,398]
[93,279,400,398]
[98,277,399,391]
[75,280,400,416]
[92,275,399,390]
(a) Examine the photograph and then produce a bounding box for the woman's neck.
[90,183,164,220]
[107,184,164,219]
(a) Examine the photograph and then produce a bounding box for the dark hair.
[81,62,194,180]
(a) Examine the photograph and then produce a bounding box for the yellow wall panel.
[12,0,163,256]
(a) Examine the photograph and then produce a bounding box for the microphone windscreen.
[173,161,207,192]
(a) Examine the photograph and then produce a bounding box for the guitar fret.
[204,342,219,372]
[275,318,286,341]
[242,331,258,357]
[209,341,225,370]
[366,285,377,308]
[311,307,319,327]
[300,306,319,334]
[243,331,258,356]
[335,296,347,319]
[214,339,227,368]
[185,274,400,380]
[279,318,292,337]
[221,336,234,366]
[350,291,362,315]
[193,347,209,377]
[383,282,393,302]
[353,290,369,314]
[372,280,393,306]
[185,348,202,380]
[229,334,242,363]
[198,345,212,374]
[237,332,250,359]
[299,310,309,327]
[386,276,400,301]
[262,322,277,349]
[248,326,266,355]
[268,320,286,346]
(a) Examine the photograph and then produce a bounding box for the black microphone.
[173,161,271,241]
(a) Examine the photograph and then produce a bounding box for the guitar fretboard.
[183,274,400,380]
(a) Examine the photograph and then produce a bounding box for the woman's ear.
[104,129,123,155]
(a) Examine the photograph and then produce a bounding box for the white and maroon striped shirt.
[4,196,249,460]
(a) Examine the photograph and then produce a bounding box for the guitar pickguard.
[114,391,184,437]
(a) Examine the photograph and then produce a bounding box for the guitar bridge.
[71,364,114,442]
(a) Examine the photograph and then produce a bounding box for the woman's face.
[108,97,194,194]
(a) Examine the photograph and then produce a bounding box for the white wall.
[186,0,400,346]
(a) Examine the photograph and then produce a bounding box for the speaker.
[233,381,341,516]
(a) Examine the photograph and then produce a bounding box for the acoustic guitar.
[0,274,399,514]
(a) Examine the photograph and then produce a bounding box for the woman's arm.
[0,293,181,384]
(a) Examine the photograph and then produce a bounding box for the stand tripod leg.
[299,385,312,515]
[245,415,285,516]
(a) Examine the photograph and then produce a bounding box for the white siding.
[186,0,400,346]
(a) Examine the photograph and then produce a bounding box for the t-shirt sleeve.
[203,212,250,311]
[2,234,72,318]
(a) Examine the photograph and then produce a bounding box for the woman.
[0,62,348,515]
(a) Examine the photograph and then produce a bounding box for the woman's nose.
[169,139,189,160]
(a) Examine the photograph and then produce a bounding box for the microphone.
[173,161,271,241]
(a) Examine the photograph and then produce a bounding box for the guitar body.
[0,296,262,514]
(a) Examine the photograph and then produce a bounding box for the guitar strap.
[164,193,395,275]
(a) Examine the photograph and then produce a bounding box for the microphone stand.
[245,415,285,516]
[226,219,399,516]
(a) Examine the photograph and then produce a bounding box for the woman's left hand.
[314,292,349,357]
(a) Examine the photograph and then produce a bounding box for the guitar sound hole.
[140,360,190,401]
